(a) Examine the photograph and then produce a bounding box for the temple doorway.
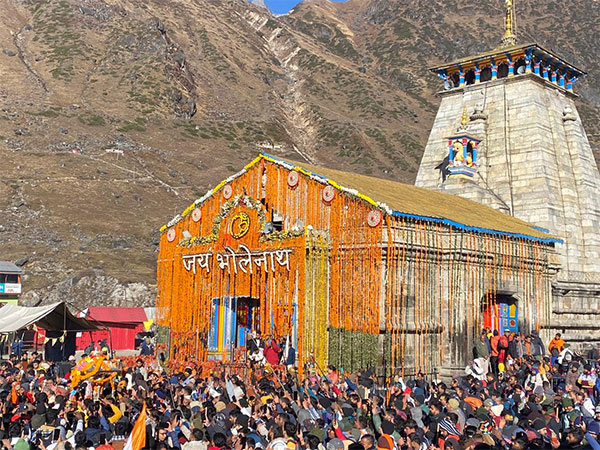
[207,296,260,360]
[482,294,518,334]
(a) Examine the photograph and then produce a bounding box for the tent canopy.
[84,306,147,325]
[0,302,102,333]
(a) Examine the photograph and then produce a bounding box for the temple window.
[465,70,476,85]
[498,62,509,78]
[450,73,460,88]
[480,67,492,82]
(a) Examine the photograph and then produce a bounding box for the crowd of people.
[0,329,600,450]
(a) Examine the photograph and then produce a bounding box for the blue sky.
[264,0,346,14]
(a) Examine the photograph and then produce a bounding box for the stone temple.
[416,0,600,347]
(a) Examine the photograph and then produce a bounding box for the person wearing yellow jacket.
[102,396,123,424]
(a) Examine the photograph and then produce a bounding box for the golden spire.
[461,107,468,127]
[500,0,517,47]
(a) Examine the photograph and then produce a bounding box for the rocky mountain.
[249,0,270,11]
[1,0,598,308]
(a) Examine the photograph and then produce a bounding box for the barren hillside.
[0,0,598,307]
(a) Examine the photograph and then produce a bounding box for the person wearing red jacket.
[264,337,280,366]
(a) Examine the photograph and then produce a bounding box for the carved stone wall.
[416,74,600,343]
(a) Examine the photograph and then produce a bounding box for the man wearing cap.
[446,398,465,432]
[560,398,582,432]
[578,364,597,397]
[437,417,460,450]
[586,422,600,450]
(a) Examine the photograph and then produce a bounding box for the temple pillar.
[508,60,515,77]
[525,51,533,73]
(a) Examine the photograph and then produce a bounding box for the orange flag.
[11,383,18,404]
[124,402,147,450]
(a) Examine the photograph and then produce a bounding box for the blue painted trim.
[209,298,218,351]
[292,302,298,355]
[529,225,550,233]
[259,153,562,244]
[449,133,480,141]
[390,211,562,244]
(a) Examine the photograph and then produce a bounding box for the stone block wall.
[415,74,600,344]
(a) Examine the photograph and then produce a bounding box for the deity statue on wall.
[452,141,465,165]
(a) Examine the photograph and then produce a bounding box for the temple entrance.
[207,296,260,360]
[482,294,518,334]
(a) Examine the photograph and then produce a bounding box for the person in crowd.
[489,330,500,375]
[549,333,565,365]
[140,338,155,356]
[1,335,599,450]
[11,337,23,359]
[530,330,546,358]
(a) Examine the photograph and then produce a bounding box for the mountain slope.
[1,0,598,307]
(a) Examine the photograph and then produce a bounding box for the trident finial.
[500,0,517,47]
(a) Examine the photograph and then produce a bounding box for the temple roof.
[162,154,560,244]
[274,155,558,243]
[429,42,586,76]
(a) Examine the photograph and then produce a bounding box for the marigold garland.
[156,155,557,376]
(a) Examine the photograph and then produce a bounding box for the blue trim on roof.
[529,225,550,233]
[260,153,562,245]
[390,211,562,244]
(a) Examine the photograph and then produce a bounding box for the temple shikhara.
[156,1,600,375]
[416,0,600,347]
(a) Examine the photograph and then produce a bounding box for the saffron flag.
[123,402,147,450]
[11,383,17,404]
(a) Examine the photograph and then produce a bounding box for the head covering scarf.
[439,418,461,436]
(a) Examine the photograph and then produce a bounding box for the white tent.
[0,302,101,333]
